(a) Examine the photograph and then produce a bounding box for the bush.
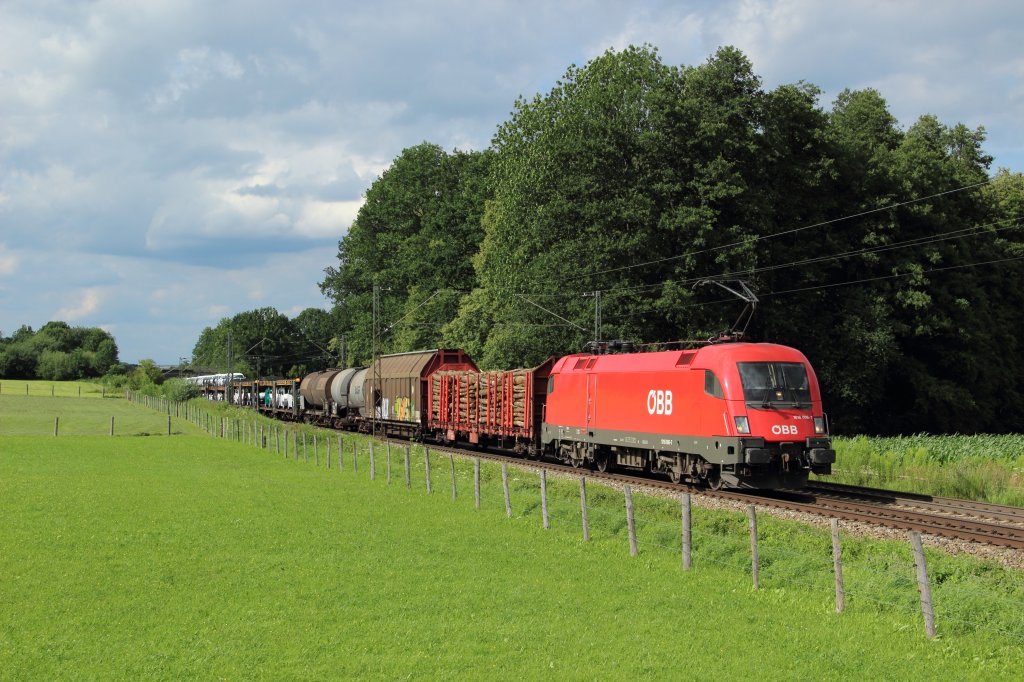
[161,378,198,402]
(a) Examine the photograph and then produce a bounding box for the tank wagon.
[217,342,833,489]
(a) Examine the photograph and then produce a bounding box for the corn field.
[820,434,1024,506]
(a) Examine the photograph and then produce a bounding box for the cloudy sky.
[1,1,1021,364]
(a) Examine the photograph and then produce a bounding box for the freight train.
[213,343,835,489]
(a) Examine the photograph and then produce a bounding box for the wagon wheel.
[668,464,682,485]
[594,450,610,473]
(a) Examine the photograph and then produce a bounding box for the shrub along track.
[423,443,1024,551]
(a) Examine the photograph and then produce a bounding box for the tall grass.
[822,435,1024,505]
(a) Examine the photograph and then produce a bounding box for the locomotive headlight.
[813,416,826,434]
[734,416,750,434]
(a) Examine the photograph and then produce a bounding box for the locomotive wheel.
[668,466,682,485]
[595,450,609,473]
[706,469,724,490]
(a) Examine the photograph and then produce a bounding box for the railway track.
[421,443,1024,550]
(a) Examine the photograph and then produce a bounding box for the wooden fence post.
[353,440,357,473]
[327,436,331,469]
[303,432,307,463]
[450,455,457,500]
[624,485,637,555]
[370,442,376,480]
[405,446,411,489]
[167,414,171,436]
[110,416,114,436]
[425,447,432,494]
[474,458,481,509]
[387,441,392,485]
[314,434,319,466]
[338,436,343,471]
[832,519,845,614]
[54,416,59,437]
[580,477,589,541]
[748,505,760,590]
[284,429,289,458]
[502,463,511,517]
[540,469,549,529]
[682,493,692,570]
[909,531,936,638]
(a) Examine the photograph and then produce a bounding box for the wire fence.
[122,392,1024,645]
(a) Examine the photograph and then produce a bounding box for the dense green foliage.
[190,306,339,377]
[319,142,493,362]
[0,321,119,380]
[315,45,1024,435]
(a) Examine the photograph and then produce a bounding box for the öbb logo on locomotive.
[219,343,836,491]
[646,389,673,415]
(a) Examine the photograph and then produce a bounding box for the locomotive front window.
[737,362,811,408]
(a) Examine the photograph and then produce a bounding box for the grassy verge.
[2,429,1023,679]
[821,435,1024,506]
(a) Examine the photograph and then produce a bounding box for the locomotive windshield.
[737,362,811,408]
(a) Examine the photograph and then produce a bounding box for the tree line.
[220,45,1024,435]
[0,321,120,380]
[190,306,340,378]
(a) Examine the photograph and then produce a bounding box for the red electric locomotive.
[540,343,835,489]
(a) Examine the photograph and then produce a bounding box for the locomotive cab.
[711,348,836,487]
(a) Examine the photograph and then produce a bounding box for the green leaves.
[319,143,492,364]
[0,323,119,380]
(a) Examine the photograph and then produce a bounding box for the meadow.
[1,393,1023,678]
[0,380,111,399]
[0,394,202,437]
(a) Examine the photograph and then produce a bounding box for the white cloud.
[55,287,102,321]
[148,46,245,108]
[0,243,18,275]
[294,199,363,238]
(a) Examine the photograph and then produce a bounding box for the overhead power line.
[554,178,992,285]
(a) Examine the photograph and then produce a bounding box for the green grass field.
[0,395,202,437]
[0,380,111,399]
[1,391,1023,678]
